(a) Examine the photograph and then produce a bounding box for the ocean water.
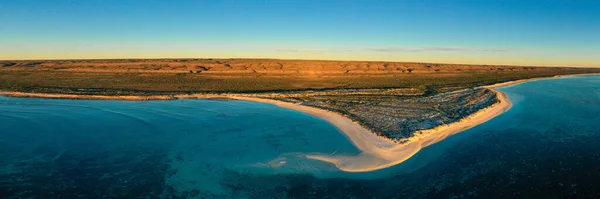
[1,74,599,198]
[0,97,360,198]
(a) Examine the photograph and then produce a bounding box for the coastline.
[0,91,176,101]
[0,74,595,172]
[226,75,570,172]
[232,88,511,172]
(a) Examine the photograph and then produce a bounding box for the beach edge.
[0,74,595,172]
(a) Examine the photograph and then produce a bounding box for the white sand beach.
[231,87,512,172]
[232,74,600,172]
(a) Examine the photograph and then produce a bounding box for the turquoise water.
[0,97,360,198]
[1,74,599,198]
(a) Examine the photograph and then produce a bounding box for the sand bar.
[231,88,511,172]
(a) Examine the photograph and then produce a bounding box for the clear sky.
[1,0,599,67]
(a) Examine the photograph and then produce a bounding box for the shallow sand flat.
[232,88,512,172]
[0,87,520,172]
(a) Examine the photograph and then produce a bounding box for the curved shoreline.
[0,74,596,172]
[293,74,594,172]
[230,74,585,172]
[233,88,511,172]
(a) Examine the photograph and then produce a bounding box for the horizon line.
[1,57,598,69]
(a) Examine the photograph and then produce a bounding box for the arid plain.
[2,59,599,95]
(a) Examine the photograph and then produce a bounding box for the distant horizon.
[2,57,599,68]
[2,0,599,67]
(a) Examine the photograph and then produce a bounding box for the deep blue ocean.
[1,74,599,198]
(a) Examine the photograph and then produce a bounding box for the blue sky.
[1,0,599,66]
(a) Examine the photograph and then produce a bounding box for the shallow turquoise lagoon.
[0,96,363,197]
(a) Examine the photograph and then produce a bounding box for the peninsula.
[1,59,599,171]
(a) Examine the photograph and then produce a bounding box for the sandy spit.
[227,75,586,172]
[231,88,511,172]
[1,74,596,172]
[0,90,509,172]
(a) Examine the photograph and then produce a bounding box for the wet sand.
[296,75,592,172]
[232,88,511,172]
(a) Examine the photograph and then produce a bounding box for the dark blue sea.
[1,74,599,198]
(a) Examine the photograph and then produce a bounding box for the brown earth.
[0,58,599,94]
[0,58,582,74]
